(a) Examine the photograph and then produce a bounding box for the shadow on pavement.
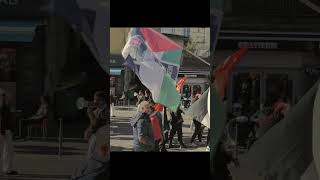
[15,145,85,155]
[111,145,132,152]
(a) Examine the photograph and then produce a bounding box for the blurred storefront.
[110,54,125,97]
[178,56,210,107]
[0,0,109,137]
[214,37,320,112]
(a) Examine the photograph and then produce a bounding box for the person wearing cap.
[71,125,109,180]
[130,101,155,152]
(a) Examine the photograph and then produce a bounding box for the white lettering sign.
[238,42,278,49]
[0,0,18,6]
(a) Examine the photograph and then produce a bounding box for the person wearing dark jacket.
[168,106,186,148]
[130,101,155,152]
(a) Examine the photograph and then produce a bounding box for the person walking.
[130,101,155,152]
[0,90,18,175]
[168,105,186,149]
[190,92,205,145]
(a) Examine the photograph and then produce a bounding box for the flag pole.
[183,49,211,66]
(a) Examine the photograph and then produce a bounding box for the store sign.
[185,75,197,78]
[238,42,278,49]
[0,0,18,6]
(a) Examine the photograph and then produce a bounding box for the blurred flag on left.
[176,76,188,93]
[122,28,182,112]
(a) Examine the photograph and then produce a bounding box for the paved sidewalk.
[0,139,88,179]
[111,108,208,152]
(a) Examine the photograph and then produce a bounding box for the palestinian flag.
[122,28,182,112]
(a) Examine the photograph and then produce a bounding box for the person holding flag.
[168,105,186,149]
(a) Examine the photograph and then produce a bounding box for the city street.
[0,139,88,179]
[111,107,208,152]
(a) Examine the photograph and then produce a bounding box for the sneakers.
[190,142,197,147]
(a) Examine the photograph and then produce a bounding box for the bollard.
[58,118,63,158]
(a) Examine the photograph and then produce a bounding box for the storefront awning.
[110,68,123,76]
[0,21,39,42]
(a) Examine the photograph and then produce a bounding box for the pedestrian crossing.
[0,174,70,180]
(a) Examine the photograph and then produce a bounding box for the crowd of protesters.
[130,89,209,152]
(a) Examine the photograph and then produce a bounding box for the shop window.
[0,48,16,82]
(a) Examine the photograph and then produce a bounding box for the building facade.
[0,0,108,137]
[213,0,320,111]
[110,28,211,105]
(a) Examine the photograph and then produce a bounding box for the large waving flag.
[139,28,182,81]
[312,83,320,178]
[184,88,210,127]
[122,28,182,112]
[214,48,248,98]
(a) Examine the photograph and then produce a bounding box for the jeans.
[0,130,14,173]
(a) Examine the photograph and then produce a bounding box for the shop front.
[215,38,320,112]
[110,54,125,98]
[178,70,210,108]
[0,0,108,137]
[0,1,46,134]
